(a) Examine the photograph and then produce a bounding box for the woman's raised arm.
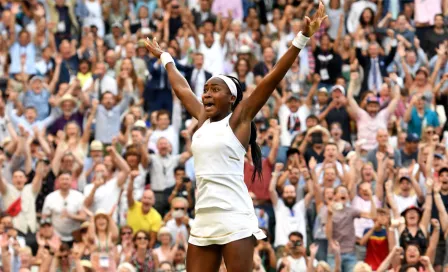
[144,38,204,121]
[236,2,327,121]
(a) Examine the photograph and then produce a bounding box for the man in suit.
[355,30,397,94]
[183,53,212,99]
[191,0,217,28]
[144,57,173,115]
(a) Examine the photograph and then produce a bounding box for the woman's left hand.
[302,1,328,37]
[145,37,164,59]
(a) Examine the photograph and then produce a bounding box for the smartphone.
[182,177,190,183]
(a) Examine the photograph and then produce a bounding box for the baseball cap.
[405,133,419,142]
[434,153,445,160]
[90,140,103,151]
[318,87,328,94]
[366,97,380,104]
[40,217,52,226]
[133,120,147,128]
[111,22,122,28]
[29,75,44,84]
[287,94,301,102]
[330,85,345,95]
[401,205,422,217]
[238,45,251,54]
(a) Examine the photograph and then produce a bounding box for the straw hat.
[59,93,77,106]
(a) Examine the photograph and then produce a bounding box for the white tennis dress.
[189,113,266,246]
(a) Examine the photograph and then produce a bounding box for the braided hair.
[225,75,262,182]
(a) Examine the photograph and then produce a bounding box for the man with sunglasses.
[276,232,317,272]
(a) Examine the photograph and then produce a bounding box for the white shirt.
[82,75,118,97]
[166,218,192,245]
[83,177,121,214]
[315,161,350,186]
[149,154,180,191]
[2,184,37,233]
[42,190,84,241]
[276,255,317,272]
[149,125,179,155]
[193,34,226,76]
[191,68,206,98]
[273,199,307,247]
[278,104,310,146]
[393,194,418,214]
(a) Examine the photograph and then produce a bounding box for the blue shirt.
[22,89,51,120]
[407,107,439,137]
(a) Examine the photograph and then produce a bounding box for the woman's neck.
[98,231,108,241]
[136,248,146,258]
[161,243,170,250]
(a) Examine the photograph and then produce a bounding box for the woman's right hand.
[145,37,164,59]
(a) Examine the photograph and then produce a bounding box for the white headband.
[211,75,238,97]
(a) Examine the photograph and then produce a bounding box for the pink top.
[356,108,390,151]
[352,195,382,238]
[211,0,243,21]
[414,0,442,25]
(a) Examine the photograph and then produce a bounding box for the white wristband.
[292,31,310,49]
[160,52,175,68]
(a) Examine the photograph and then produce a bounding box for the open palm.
[303,1,328,37]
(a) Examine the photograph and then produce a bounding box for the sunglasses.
[121,231,132,235]
[173,207,184,211]
[172,5,179,8]
[136,236,149,241]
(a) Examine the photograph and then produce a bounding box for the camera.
[182,177,190,183]
[293,241,302,247]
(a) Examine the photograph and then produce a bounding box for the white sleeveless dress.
[189,114,266,246]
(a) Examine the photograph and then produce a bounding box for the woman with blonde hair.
[51,101,97,185]
[86,209,119,272]
[153,226,186,263]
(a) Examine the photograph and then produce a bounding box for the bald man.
[127,170,162,248]
[366,129,402,171]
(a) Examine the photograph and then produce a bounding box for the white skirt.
[188,210,266,246]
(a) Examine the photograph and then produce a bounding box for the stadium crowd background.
[0,0,447,271]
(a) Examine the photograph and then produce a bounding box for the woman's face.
[79,62,90,74]
[415,72,427,86]
[159,233,171,245]
[330,125,342,139]
[405,209,420,226]
[405,245,420,264]
[361,164,374,180]
[320,35,331,51]
[361,9,373,24]
[66,123,79,137]
[121,59,133,74]
[323,188,334,204]
[95,216,108,231]
[236,60,248,75]
[343,35,351,48]
[135,232,149,249]
[202,78,235,119]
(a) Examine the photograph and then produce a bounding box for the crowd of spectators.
[0,0,447,271]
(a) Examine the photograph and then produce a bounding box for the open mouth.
[204,102,215,110]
